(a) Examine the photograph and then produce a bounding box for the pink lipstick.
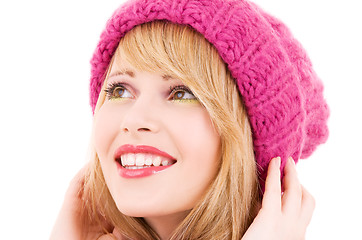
[114,144,176,178]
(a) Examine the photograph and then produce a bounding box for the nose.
[120,97,160,136]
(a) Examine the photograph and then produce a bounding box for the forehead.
[108,51,175,82]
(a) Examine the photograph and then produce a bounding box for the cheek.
[173,108,220,162]
[168,107,221,187]
[93,104,121,160]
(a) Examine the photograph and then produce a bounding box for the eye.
[169,85,197,101]
[105,83,133,100]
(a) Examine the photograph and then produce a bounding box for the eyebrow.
[108,68,174,81]
[109,69,135,78]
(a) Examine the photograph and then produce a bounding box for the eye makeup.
[104,80,198,103]
[168,85,198,103]
[104,82,133,100]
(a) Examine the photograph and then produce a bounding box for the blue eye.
[173,90,195,100]
[170,85,197,102]
[105,83,132,100]
[113,87,126,97]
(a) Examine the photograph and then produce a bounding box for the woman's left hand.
[242,157,315,240]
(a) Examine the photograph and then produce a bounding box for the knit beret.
[89,0,329,188]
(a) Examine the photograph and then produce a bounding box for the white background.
[0,0,361,239]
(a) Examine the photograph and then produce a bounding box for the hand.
[242,157,315,240]
[96,228,124,240]
[50,165,114,240]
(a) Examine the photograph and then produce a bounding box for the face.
[93,51,221,219]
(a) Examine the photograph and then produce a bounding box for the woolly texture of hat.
[89,0,329,188]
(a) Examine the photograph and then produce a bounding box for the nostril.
[138,128,151,132]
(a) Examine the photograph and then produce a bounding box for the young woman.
[51,0,329,239]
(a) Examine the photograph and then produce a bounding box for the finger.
[66,164,90,198]
[97,233,116,240]
[61,164,91,214]
[262,157,282,212]
[112,227,124,239]
[281,157,302,215]
[299,185,316,227]
[97,228,123,240]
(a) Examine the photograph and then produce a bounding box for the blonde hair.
[82,21,260,239]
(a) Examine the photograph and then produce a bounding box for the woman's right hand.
[49,165,113,240]
[242,157,315,240]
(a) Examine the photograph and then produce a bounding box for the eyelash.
[104,82,128,100]
[168,85,196,102]
[104,82,197,102]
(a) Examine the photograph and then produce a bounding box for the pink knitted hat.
[89,0,329,188]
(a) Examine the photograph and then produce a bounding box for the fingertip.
[263,156,283,209]
[286,157,294,168]
[112,227,124,239]
[269,156,281,172]
[285,157,300,184]
[265,157,281,183]
[276,156,281,168]
[281,157,303,212]
[97,234,116,240]
[289,156,296,166]
[284,156,297,175]
[266,156,281,182]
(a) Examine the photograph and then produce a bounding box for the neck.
[144,211,190,240]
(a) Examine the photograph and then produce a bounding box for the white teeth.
[120,154,173,167]
[127,166,150,169]
[135,154,145,166]
[145,156,153,166]
[124,153,135,166]
[121,157,126,166]
[153,156,161,166]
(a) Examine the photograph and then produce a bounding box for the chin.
[112,194,190,219]
[116,203,172,218]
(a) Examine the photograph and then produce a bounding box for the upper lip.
[113,144,177,161]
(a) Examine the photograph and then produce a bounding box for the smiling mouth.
[116,153,177,169]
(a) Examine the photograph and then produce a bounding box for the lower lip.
[116,162,173,178]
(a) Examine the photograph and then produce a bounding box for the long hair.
[82,21,261,239]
